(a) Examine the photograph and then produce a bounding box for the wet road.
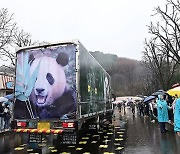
[123,107,180,154]
[0,107,180,154]
[0,108,126,154]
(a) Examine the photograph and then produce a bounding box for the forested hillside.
[90,51,145,96]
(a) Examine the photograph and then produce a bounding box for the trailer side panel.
[79,44,111,117]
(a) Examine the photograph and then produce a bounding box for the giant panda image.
[29,52,76,119]
[14,52,76,119]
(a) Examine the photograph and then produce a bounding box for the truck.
[13,40,113,144]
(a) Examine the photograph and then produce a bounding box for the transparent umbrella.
[0,97,8,102]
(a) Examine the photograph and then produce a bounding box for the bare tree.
[0,8,37,66]
[0,8,16,65]
[12,29,34,47]
[142,38,178,90]
[149,0,180,63]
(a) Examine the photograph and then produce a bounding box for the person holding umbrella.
[157,94,170,133]
[0,102,4,132]
[174,95,180,136]
[3,104,11,131]
[0,97,10,132]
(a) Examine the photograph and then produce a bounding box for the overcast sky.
[1,0,166,61]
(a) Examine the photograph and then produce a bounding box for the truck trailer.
[13,40,113,144]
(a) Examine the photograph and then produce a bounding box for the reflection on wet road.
[124,107,180,154]
[0,107,180,153]
[0,108,126,154]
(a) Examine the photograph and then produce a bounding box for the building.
[0,65,14,97]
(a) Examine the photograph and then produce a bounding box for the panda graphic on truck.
[14,45,76,119]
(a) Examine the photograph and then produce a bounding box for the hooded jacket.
[157,95,169,122]
[174,98,180,132]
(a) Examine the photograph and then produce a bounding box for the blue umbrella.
[4,94,14,100]
[157,89,164,92]
[143,95,156,103]
[152,91,162,97]
[152,89,166,97]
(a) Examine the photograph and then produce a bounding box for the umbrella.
[136,95,146,98]
[4,94,14,100]
[0,97,8,102]
[143,95,156,103]
[167,86,180,97]
[152,90,165,97]
[152,91,162,97]
[172,83,180,88]
[157,89,165,92]
[112,100,123,104]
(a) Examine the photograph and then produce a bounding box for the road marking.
[38,143,46,147]
[115,138,123,141]
[79,141,87,144]
[76,148,83,150]
[68,146,75,148]
[114,143,121,146]
[48,146,55,149]
[120,129,126,131]
[115,147,124,150]
[117,132,124,134]
[93,135,99,137]
[82,137,89,140]
[103,139,111,142]
[51,149,57,153]
[14,147,24,151]
[91,141,97,143]
[20,144,27,146]
[27,149,33,152]
[99,145,108,148]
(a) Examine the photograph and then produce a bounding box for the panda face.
[30,56,67,107]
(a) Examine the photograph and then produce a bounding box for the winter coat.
[0,103,4,117]
[4,106,11,119]
[157,96,169,122]
[174,98,180,132]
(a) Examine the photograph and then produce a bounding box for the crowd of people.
[116,94,180,136]
[0,101,11,132]
[136,94,180,135]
